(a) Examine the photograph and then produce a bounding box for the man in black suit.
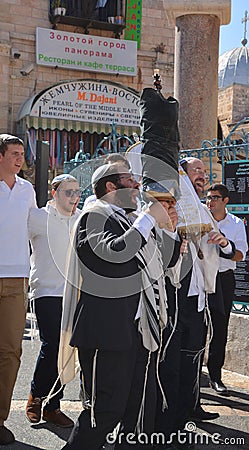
[155,158,235,450]
[62,162,176,450]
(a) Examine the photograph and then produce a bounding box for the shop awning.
[18,114,140,137]
[16,80,141,137]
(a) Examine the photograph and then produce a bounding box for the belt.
[220,269,233,275]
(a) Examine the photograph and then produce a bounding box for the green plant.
[51,0,66,8]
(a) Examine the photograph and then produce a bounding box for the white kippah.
[51,174,77,185]
[0,134,24,144]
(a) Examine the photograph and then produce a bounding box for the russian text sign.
[29,80,140,128]
[36,27,137,76]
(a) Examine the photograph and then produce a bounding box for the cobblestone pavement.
[1,317,248,449]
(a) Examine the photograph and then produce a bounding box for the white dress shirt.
[214,210,248,272]
[0,176,37,277]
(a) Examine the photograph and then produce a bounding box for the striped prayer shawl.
[115,210,168,352]
[136,239,168,352]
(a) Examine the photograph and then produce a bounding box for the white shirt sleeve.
[133,212,156,241]
[220,241,233,254]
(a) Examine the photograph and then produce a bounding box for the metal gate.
[64,118,249,314]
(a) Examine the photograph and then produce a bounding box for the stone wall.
[224,313,249,376]
[0,0,175,135]
[218,83,249,137]
[232,84,249,123]
[218,85,233,137]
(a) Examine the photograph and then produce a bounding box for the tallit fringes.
[192,344,206,409]
[43,375,64,409]
[135,350,151,435]
[44,346,78,408]
[161,287,179,362]
[29,297,38,346]
[91,349,98,428]
[157,328,168,412]
[193,351,203,409]
[205,294,214,346]
[204,292,209,326]
[80,372,90,408]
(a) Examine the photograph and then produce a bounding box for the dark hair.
[207,183,229,199]
[0,134,24,156]
[105,153,130,169]
[94,163,123,199]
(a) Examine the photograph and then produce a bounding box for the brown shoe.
[42,409,74,428]
[26,393,42,423]
[0,425,15,445]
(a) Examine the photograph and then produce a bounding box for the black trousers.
[31,296,64,411]
[63,328,156,450]
[156,292,206,440]
[207,270,235,381]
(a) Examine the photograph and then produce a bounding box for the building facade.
[0,0,175,168]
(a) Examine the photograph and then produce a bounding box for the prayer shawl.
[128,213,168,352]
[58,201,168,385]
[167,167,220,303]
[57,214,82,385]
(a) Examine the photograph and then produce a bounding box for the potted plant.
[52,0,66,16]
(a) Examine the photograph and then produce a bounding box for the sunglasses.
[59,189,81,198]
[206,195,223,201]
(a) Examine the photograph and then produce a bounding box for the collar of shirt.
[110,204,126,216]
[214,208,229,225]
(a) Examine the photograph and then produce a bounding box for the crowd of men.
[0,134,247,449]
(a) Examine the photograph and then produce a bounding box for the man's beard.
[114,184,139,212]
[193,178,204,198]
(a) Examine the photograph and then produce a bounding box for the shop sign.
[29,80,140,128]
[124,0,142,49]
[36,28,137,76]
[225,160,249,204]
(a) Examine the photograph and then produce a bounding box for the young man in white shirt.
[0,134,37,445]
[206,183,248,394]
[26,174,81,428]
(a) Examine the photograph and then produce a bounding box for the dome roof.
[218,45,249,89]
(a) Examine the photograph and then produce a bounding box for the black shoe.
[191,405,219,421]
[210,379,229,396]
[0,425,15,445]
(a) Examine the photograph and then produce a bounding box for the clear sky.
[219,0,249,55]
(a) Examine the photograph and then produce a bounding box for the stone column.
[164,0,231,149]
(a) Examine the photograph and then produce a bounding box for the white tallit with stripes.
[58,203,168,389]
[126,211,168,352]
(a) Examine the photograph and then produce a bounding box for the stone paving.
[1,318,248,449]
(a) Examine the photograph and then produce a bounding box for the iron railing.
[64,118,249,314]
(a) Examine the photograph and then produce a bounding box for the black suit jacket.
[70,204,146,351]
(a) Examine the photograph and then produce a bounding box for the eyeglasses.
[206,195,223,201]
[189,167,209,179]
[58,189,81,198]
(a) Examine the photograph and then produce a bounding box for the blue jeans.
[31,296,63,411]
